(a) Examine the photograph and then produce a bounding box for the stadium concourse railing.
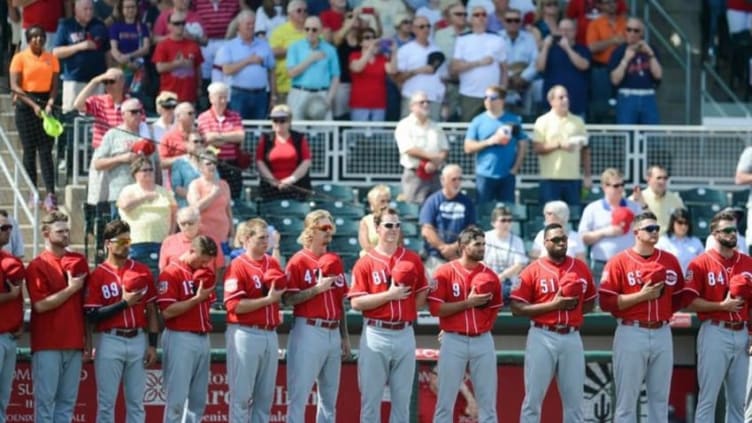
[0,125,39,257]
[72,118,752,192]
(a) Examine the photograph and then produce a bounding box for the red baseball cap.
[611,206,635,234]
[193,267,216,290]
[730,274,751,298]
[263,268,288,290]
[122,267,152,293]
[391,261,418,287]
[0,256,25,283]
[559,272,584,297]
[471,271,499,296]
[640,262,666,285]
[318,253,343,277]
[60,254,89,277]
[415,160,433,181]
[131,139,156,156]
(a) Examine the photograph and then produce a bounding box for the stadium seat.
[333,218,360,236]
[330,236,361,255]
[278,236,301,257]
[731,190,749,209]
[231,200,258,221]
[267,217,304,235]
[568,204,583,221]
[401,222,419,237]
[680,187,729,209]
[518,186,539,205]
[402,236,423,251]
[316,200,366,218]
[314,183,356,203]
[259,199,312,218]
[393,201,421,221]
[476,202,528,222]
[523,217,545,241]
[582,187,603,204]
[692,216,712,241]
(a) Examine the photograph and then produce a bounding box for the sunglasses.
[102,79,117,85]
[546,236,568,244]
[191,138,204,144]
[638,225,661,234]
[416,23,431,29]
[472,12,487,17]
[606,182,625,188]
[161,104,177,109]
[138,167,154,173]
[626,27,641,33]
[716,227,737,235]
[544,1,558,5]
[362,36,374,40]
[484,94,501,101]
[453,11,467,16]
[0,224,12,232]
[126,109,144,115]
[304,27,320,32]
[203,161,217,167]
[178,220,197,226]
[109,237,132,246]
[498,218,513,223]
[295,7,307,13]
[316,224,334,232]
[272,118,288,123]
[170,20,186,26]
[505,18,521,23]
[382,222,401,229]
[674,219,688,225]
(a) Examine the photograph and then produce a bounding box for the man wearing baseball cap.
[349,207,429,422]
[428,226,501,422]
[511,222,596,422]
[683,210,752,422]
[84,220,159,422]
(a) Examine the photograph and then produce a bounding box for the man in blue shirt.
[286,16,340,120]
[464,85,529,204]
[53,0,109,112]
[419,164,476,274]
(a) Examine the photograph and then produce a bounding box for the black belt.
[620,320,668,329]
[710,320,747,331]
[533,322,579,334]
[292,85,327,92]
[106,329,140,338]
[365,319,412,330]
[188,331,208,336]
[232,86,267,94]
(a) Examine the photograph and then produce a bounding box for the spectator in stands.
[151,91,178,143]
[536,18,591,118]
[0,210,25,258]
[735,145,752,246]
[73,68,129,150]
[704,207,748,254]
[385,13,414,121]
[286,16,340,120]
[608,17,662,125]
[197,82,246,200]
[53,0,110,112]
[395,16,445,120]
[705,0,726,59]
[117,156,177,264]
[655,208,704,273]
[171,132,210,208]
[228,218,282,261]
[14,0,65,51]
[194,0,239,84]
[727,0,752,36]
[109,0,151,92]
[9,25,60,212]
[255,105,313,201]
[320,0,348,43]
[269,0,307,104]
[153,10,204,103]
[483,205,528,305]
[349,26,397,121]
[464,85,528,204]
[159,206,225,271]
[358,184,391,255]
[215,10,277,120]
[92,98,155,217]
[395,91,449,204]
[152,0,207,45]
[578,167,642,283]
[585,0,626,123]
[530,0,561,48]
[485,0,508,33]
[628,164,683,235]
[566,0,627,45]
[532,85,591,205]
[160,102,196,168]
[330,14,359,120]
[529,200,587,261]
[434,3,467,122]
[187,150,233,255]
[359,0,408,38]
[255,0,288,36]
[500,8,538,116]
[419,164,476,274]
[451,6,507,122]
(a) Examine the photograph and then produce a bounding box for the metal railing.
[71,118,752,192]
[0,126,39,257]
[701,62,752,118]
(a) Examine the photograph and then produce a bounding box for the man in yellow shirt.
[269,0,307,103]
[629,165,684,235]
[532,85,592,205]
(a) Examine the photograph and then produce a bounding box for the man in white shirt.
[499,8,538,116]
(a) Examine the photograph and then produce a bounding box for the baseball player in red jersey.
[157,235,219,423]
[349,207,430,422]
[223,218,287,423]
[599,211,685,423]
[511,222,596,423]
[25,211,89,423]
[283,210,352,423]
[682,211,752,423]
[428,226,502,423]
[83,220,159,423]
[0,211,24,423]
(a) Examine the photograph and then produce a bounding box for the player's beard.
[111,248,130,261]
[548,248,567,261]
[719,237,737,249]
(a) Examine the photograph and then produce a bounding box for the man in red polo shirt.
[159,102,197,168]
[428,226,501,423]
[599,211,684,423]
[0,212,24,423]
[349,207,429,422]
[157,235,218,423]
[283,209,352,423]
[511,222,596,422]
[84,219,159,423]
[153,10,203,103]
[26,211,88,423]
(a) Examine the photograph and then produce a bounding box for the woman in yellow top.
[358,184,391,256]
[9,25,60,212]
[117,156,178,268]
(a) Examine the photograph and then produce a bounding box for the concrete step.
[0,94,12,112]
[4,131,21,151]
[1,112,14,131]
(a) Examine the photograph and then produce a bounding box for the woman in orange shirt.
[187,150,234,255]
[9,25,60,211]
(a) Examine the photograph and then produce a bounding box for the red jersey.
[729,0,752,12]
[22,0,64,32]
[152,38,203,102]
[348,247,429,322]
[156,261,214,332]
[285,248,348,321]
[599,248,684,321]
[428,261,502,335]
[84,260,156,332]
[196,108,244,160]
[512,256,596,328]
[193,0,239,39]
[0,252,24,333]
[26,250,88,352]
[223,254,283,328]
[684,249,752,322]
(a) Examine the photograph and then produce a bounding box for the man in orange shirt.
[585,0,626,123]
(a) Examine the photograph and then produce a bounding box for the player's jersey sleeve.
[510,263,537,304]
[598,256,623,312]
[348,257,371,298]
[223,260,249,306]
[578,260,597,302]
[427,265,450,315]
[156,268,180,310]
[84,268,105,308]
[411,253,430,293]
[285,255,305,293]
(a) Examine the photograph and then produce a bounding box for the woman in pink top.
[186,150,233,255]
